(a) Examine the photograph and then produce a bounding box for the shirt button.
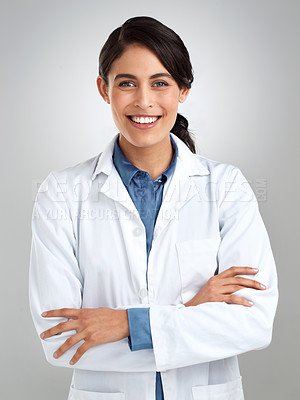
[133,227,142,236]
[139,288,148,299]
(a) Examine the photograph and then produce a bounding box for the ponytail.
[171,113,196,154]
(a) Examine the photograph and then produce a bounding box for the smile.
[128,115,161,123]
[126,115,162,129]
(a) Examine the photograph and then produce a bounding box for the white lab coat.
[29,133,278,400]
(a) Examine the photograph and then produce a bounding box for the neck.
[118,134,173,181]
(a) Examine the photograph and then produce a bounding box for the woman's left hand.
[40,307,129,365]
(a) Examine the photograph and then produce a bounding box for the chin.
[123,131,169,148]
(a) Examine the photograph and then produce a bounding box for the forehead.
[109,44,168,77]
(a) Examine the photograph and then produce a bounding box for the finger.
[41,308,81,319]
[223,277,266,290]
[221,285,249,294]
[221,284,263,294]
[40,320,78,339]
[53,333,84,359]
[69,341,93,365]
[224,294,254,307]
[218,266,259,278]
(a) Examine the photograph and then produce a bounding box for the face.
[97,44,189,150]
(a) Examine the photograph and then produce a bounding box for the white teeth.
[131,116,159,124]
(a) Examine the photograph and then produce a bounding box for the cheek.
[110,98,126,121]
[110,89,125,106]
[159,89,179,111]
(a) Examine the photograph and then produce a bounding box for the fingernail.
[53,352,58,358]
[41,312,47,317]
[260,284,266,289]
[252,268,259,272]
[40,333,45,339]
[247,301,254,306]
[69,360,74,365]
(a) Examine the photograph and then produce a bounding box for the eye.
[118,81,135,87]
[153,81,168,87]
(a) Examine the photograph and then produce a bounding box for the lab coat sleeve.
[29,172,156,372]
[149,166,279,372]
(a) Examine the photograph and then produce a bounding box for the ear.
[178,87,190,103]
[97,76,110,104]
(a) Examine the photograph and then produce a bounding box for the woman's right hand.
[184,267,266,307]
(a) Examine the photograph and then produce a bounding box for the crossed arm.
[40,266,266,365]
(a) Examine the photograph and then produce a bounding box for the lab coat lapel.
[153,158,197,238]
[154,133,210,240]
[100,167,139,217]
[93,135,148,290]
[93,134,140,218]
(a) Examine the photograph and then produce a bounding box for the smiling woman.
[29,16,278,400]
[96,43,190,178]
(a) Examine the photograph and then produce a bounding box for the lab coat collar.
[91,133,210,234]
[91,132,210,181]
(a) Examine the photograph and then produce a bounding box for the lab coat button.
[139,288,148,299]
[133,227,142,236]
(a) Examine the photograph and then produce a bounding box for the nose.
[134,85,154,109]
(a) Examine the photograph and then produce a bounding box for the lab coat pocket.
[68,385,125,400]
[192,376,244,400]
[176,237,221,304]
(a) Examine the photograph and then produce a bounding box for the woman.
[29,16,278,400]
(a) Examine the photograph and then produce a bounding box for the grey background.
[1,0,299,398]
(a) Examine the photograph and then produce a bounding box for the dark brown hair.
[98,16,196,153]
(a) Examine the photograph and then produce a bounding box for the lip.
[128,115,161,118]
[127,115,161,130]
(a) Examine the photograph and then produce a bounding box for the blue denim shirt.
[112,133,178,400]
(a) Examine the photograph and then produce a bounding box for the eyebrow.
[113,73,174,83]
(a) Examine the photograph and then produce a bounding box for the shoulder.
[39,153,101,188]
[193,153,244,182]
[190,153,256,205]
[36,153,102,204]
[50,153,101,183]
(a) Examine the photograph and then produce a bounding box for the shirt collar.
[112,134,178,187]
[91,132,210,181]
